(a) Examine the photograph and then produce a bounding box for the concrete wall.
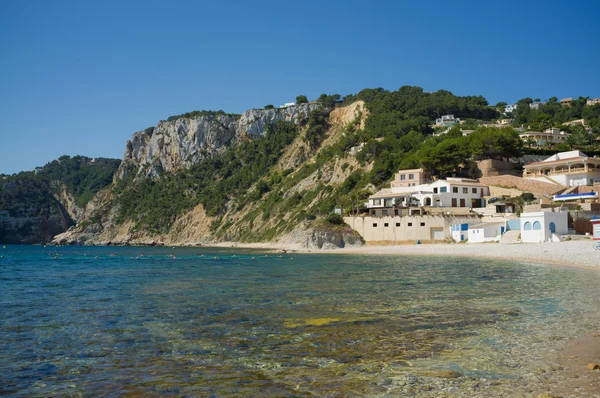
[468,224,504,243]
[344,215,479,243]
[520,211,568,243]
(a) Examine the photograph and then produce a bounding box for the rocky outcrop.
[282,222,365,250]
[117,103,322,180]
[51,182,86,223]
[0,180,73,244]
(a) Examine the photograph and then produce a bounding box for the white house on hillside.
[368,175,489,209]
[434,115,460,127]
[523,150,600,186]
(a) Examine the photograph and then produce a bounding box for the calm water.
[1,245,600,397]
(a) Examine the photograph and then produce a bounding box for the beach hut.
[591,217,600,240]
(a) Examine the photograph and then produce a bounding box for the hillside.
[0,156,120,243]
[18,86,598,247]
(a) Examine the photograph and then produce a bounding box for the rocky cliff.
[53,101,369,249]
[0,179,73,243]
[0,156,120,244]
[118,103,322,180]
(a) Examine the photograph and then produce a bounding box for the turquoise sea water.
[1,245,600,396]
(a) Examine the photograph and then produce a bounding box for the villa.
[523,150,600,186]
[587,98,600,107]
[368,168,489,210]
[434,114,460,127]
[519,127,570,148]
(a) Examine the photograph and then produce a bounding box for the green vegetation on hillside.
[43,156,121,206]
[116,120,300,232]
[0,155,120,243]
[511,97,600,132]
[165,109,239,123]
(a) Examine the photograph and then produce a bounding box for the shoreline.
[211,239,599,270]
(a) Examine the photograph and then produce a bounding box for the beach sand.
[214,239,599,269]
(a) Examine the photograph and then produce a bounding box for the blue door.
[501,226,505,235]
[549,222,556,233]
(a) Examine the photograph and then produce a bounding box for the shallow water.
[1,245,599,396]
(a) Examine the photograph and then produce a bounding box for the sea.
[1,244,600,397]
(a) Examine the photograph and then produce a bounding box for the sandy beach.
[214,239,599,269]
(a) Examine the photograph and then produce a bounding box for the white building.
[523,150,600,186]
[434,114,460,127]
[529,101,546,110]
[280,102,296,108]
[520,211,568,243]
[587,98,600,107]
[451,223,470,242]
[468,222,505,243]
[368,177,489,209]
[504,104,518,114]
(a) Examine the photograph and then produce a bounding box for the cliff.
[118,103,322,180]
[53,101,368,249]
[0,156,120,244]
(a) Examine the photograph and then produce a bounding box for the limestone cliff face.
[117,103,322,180]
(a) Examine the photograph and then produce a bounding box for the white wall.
[468,224,504,243]
[344,215,478,242]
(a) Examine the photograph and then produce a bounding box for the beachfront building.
[523,150,600,186]
[520,211,568,243]
[344,214,478,243]
[591,217,600,240]
[519,128,570,148]
[434,114,460,127]
[368,177,489,209]
[468,222,505,243]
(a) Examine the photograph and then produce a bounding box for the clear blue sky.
[1,0,599,174]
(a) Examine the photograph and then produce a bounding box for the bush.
[324,213,344,225]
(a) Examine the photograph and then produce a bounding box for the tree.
[264,104,274,109]
[566,125,594,148]
[296,95,308,104]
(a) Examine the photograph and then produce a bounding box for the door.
[431,227,444,240]
[460,198,465,207]
[549,222,556,233]
[451,198,457,207]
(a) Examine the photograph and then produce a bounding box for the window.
[524,221,531,230]
[370,210,376,216]
[400,175,406,180]
[440,187,447,193]
[384,223,389,227]
[395,223,400,227]
[382,210,388,215]
[373,223,378,227]
[433,187,438,193]
[409,173,415,180]
[420,222,425,226]
[408,222,413,227]
[472,188,477,194]
[463,187,468,193]
[533,221,541,230]
[373,199,381,205]
[394,209,398,215]
[452,187,458,193]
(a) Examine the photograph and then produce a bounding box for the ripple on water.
[1,246,600,396]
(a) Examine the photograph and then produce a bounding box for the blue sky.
[1,0,599,174]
